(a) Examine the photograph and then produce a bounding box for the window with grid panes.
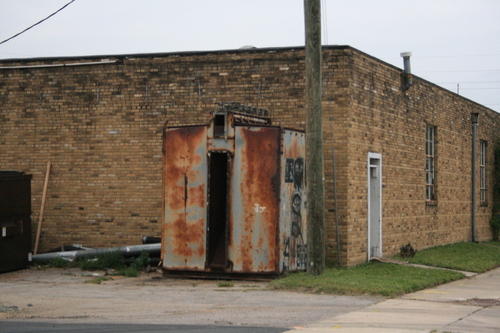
[480,140,487,202]
[426,125,436,201]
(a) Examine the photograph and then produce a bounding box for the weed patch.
[42,251,151,278]
[85,276,113,284]
[217,281,234,288]
[46,257,74,269]
[78,251,126,271]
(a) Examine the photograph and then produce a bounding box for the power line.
[385,54,500,62]
[418,69,500,73]
[436,81,500,84]
[0,0,76,46]
[321,0,328,45]
[417,54,500,59]
[459,87,500,90]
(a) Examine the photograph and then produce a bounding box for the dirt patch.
[457,298,500,307]
[0,305,19,313]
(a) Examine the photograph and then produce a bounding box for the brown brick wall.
[1,46,498,266]
[338,50,500,266]
[0,49,316,252]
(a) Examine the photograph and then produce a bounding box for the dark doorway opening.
[214,114,226,138]
[207,152,229,268]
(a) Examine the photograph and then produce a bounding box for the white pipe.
[400,52,413,91]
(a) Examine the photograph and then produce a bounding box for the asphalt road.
[0,322,287,333]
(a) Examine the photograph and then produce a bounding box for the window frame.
[480,140,487,203]
[425,125,436,201]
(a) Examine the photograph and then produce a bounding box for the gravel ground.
[0,267,383,329]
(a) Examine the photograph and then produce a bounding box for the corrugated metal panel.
[230,126,281,273]
[162,126,208,270]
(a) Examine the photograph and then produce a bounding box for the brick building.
[1,46,498,267]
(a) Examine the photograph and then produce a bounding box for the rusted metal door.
[162,126,208,270]
[229,126,281,273]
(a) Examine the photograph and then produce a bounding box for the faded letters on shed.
[162,103,307,277]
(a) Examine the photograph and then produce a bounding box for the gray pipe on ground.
[31,243,161,263]
[142,236,161,244]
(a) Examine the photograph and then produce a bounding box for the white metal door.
[367,153,382,259]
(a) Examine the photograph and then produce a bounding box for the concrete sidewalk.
[286,267,500,333]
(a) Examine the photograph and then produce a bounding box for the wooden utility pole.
[304,0,325,275]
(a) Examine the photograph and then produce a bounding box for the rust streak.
[172,218,205,258]
[164,126,206,211]
[184,173,188,213]
[163,126,207,265]
[239,127,280,272]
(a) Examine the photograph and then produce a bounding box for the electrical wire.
[418,69,500,73]
[0,0,76,46]
[416,54,500,59]
[436,81,500,84]
[459,88,500,90]
[321,0,328,46]
[385,54,500,62]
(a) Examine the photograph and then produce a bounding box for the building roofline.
[0,44,496,113]
[0,45,351,64]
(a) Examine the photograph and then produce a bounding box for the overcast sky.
[1,0,499,112]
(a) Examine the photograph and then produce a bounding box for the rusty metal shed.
[161,103,307,278]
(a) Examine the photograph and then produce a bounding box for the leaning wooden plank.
[34,161,51,255]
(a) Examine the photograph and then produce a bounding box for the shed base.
[162,268,279,281]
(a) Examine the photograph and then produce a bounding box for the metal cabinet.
[0,172,33,273]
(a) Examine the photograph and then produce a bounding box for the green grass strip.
[270,262,464,297]
[400,242,500,273]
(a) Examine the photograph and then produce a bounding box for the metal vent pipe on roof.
[400,51,413,91]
